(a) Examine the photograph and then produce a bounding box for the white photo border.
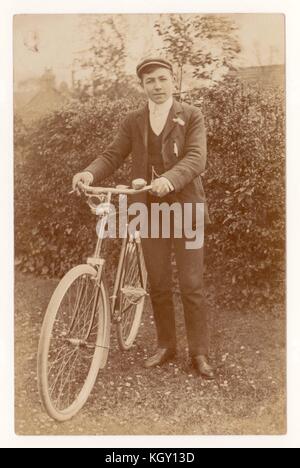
[1,0,299,448]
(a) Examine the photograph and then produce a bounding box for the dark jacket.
[85,99,210,224]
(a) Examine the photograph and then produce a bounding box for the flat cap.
[136,56,173,78]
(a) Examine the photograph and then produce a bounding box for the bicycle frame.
[84,188,148,326]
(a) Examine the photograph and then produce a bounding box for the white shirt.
[148,96,173,136]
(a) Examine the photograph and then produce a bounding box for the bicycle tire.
[116,237,148,351]
[37,264,111,421]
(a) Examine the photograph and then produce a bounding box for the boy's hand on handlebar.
[72,172,94,195]
[150,177,174,198]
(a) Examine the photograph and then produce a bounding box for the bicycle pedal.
[121,286,147,300]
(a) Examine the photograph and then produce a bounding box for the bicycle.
[37,179,152,421]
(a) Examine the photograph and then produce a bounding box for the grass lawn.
[15,271,286,435]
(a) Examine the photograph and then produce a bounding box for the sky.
[13,14,285,87]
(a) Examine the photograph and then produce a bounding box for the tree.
[155,14,241,91]
[74,15,136,99]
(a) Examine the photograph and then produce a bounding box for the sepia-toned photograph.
[14,13,285,436]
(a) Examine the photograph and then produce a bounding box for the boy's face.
[141,67,173,104]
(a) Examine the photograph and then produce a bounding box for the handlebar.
[77,181,152,196]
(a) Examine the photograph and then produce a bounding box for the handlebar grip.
[132,179,147,190]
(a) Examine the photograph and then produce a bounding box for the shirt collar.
[148,96,173,115]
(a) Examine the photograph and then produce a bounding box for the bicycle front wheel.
[37,264,111,421]
[117,237,148,350]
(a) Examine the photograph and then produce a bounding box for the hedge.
[193,80,285,308]
[15,79,285,310]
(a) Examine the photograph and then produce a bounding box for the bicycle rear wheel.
[37,264,110,421]
[117,236,148,350]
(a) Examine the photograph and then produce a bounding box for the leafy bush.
[15,96,145,278]
[15,79,285,310]
[192,79,285,308]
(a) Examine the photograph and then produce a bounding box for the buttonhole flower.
[172,117,185,126]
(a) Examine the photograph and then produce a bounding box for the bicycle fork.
[66,211,109,344]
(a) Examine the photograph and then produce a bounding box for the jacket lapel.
[162,99,184,143]
[136,104,149,150]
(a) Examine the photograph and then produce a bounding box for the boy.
[73,56,214,379]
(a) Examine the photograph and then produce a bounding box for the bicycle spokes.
[117,241,147,348]
[46,275,102,411]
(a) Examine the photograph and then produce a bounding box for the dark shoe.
[192,355,215,380]
[144,348,176,368]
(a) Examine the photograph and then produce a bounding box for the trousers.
[141,194,210,357]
